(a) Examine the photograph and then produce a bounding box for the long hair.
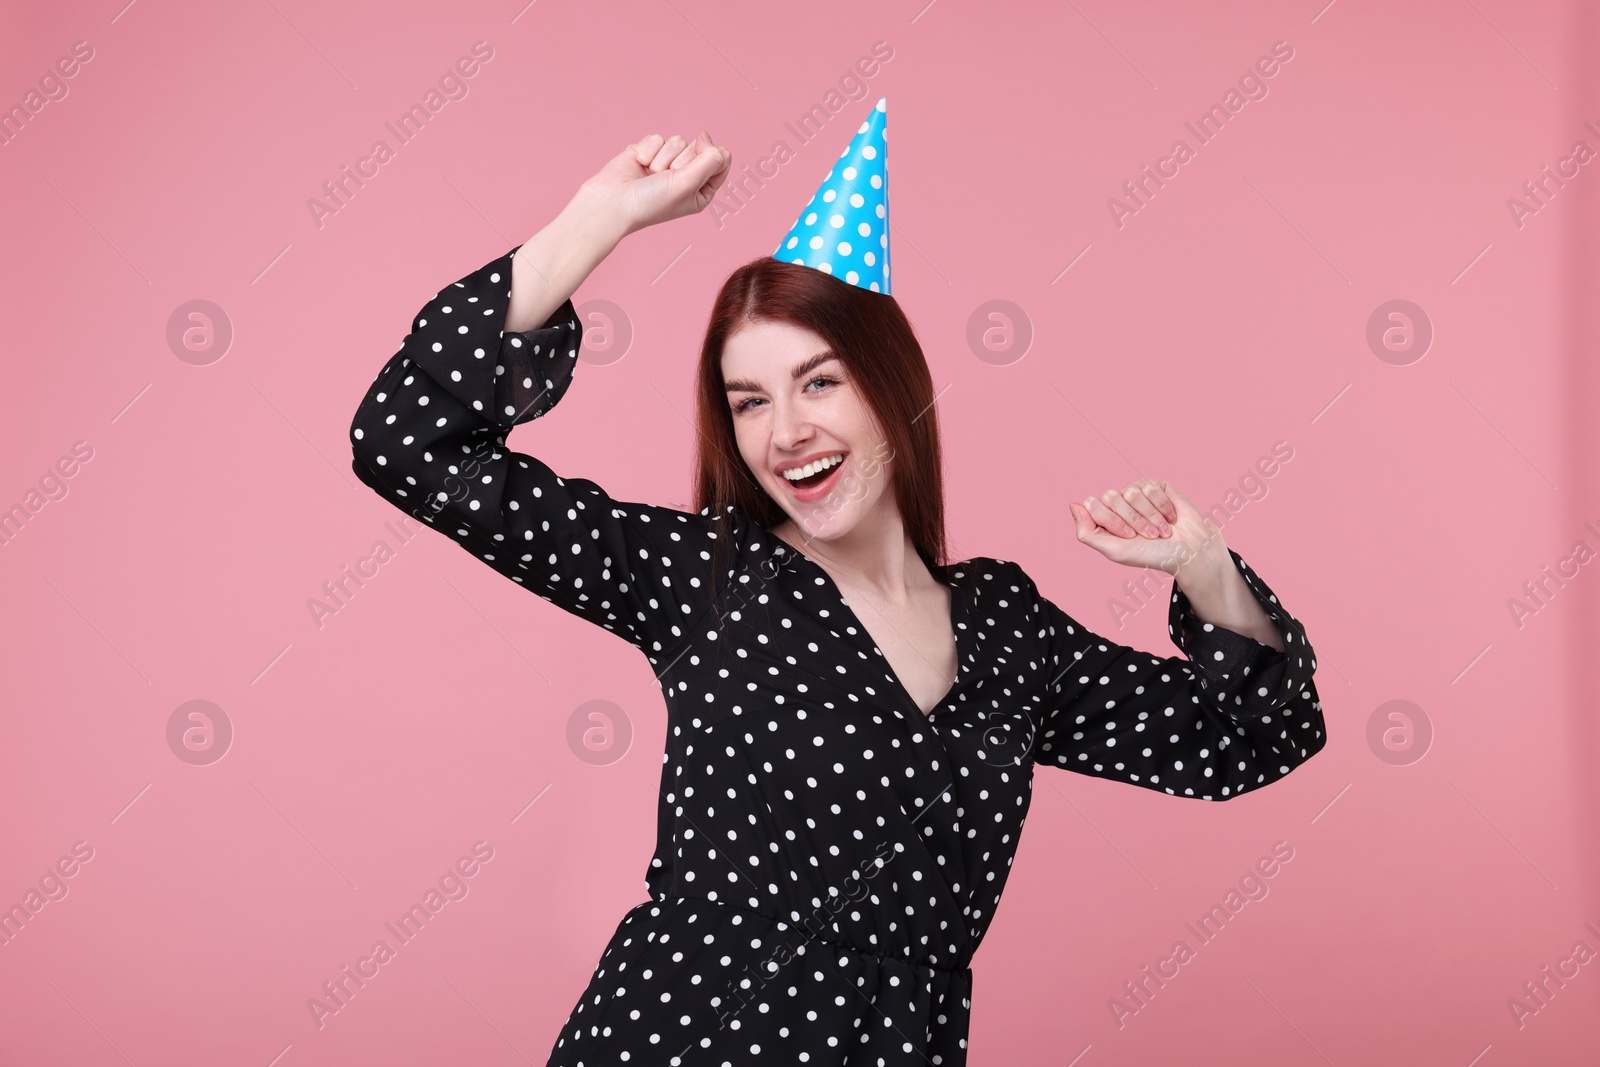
[691,256,947,617]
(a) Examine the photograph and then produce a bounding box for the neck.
[772,507,929,603]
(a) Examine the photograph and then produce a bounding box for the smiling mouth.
[789,466,834,489]
[780,452,847,490]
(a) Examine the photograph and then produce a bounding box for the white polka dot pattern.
[348,245,1328,1065]
[1018,557,1325,800]
[348,252,722,663]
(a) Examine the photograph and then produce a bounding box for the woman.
[348,128,1325,1065]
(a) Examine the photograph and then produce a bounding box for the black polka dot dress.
[348,245,1328,1066]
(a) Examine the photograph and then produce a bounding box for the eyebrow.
[724,350,839,395]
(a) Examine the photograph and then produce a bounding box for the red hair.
[691,256,947,608]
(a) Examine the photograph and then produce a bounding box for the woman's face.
[721,319,894,543]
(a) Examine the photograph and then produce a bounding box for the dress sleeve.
[1024,550,1326,800]
[347,243,731,664]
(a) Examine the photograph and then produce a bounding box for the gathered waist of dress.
[654,893,973,976]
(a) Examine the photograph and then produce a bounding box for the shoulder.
[960,559,1070,640]
[946,555,1034,590]
[679,500,763,567]
[944,555,1040,612]
[677,500,753,540]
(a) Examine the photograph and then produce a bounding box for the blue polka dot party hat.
[772,96,890,294]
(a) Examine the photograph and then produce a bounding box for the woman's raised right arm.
[347,133,736,664]
[501,186,627,335]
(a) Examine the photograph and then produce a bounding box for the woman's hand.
[1068,479,1228,577]
[577,131,732,238]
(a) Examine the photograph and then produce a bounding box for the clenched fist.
[577,131,733,237]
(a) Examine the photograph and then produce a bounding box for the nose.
[769,395,814,453]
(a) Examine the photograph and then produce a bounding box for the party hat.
[772,96,890,294]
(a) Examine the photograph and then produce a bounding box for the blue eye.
[732,376,838,414]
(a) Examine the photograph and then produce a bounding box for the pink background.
[3,0,1597,1064]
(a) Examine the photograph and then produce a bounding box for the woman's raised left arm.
[1020,478,1327,799]
[1021,548,1326,800]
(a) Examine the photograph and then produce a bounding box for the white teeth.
[781,453,845,482]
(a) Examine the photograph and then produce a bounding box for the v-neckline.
[771,539,967,719]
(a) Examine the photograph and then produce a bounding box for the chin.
[788,510,857,542]
[780,495,876,544]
